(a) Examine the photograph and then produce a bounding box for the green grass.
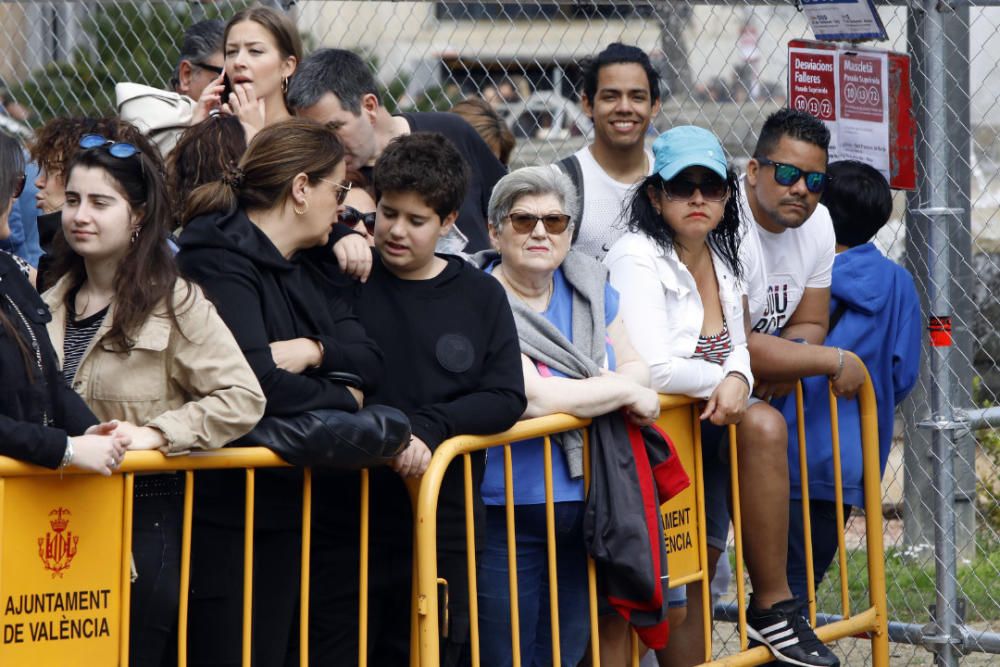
[726,535,1000,624]
[813,538,1000,624]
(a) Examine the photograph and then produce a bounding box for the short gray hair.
[171,20,225,91]
[487,166,580,233]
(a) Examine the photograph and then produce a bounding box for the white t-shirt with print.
[738,180,836,335]
[559,145,653,261]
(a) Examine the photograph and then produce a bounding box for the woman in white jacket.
[606,126,798,667]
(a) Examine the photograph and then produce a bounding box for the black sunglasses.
[193,61,224,76]
[507,212,572,234]
[79,134,141,159]
[660,175,728,202]
[755,157,829,193]
[340,206,376,234]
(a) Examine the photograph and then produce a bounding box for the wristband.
[60,437,74,468]
[829,347,845,381]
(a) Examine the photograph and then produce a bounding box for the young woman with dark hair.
[42,127,265,667]
[0,132,129,475]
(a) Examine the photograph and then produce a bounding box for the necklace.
[496,266,553,311]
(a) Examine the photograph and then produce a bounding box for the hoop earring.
[282,77,289,94]
[130,227,140,244]
[294,201,309,216]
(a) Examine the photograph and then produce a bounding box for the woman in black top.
[177,118,384,667]
[0,131,127,473]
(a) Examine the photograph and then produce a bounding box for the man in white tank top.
[553,43,658,260]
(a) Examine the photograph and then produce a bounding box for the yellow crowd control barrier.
[712,357,889,667]
[0,449,384,667]
[415,363,889,667]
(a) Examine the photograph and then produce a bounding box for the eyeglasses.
[506,212,572,234]
[317,177,352,205]
[755,157,829,194]
[12,174,25,199]
[660,175,729,202]
[193,61,224,76]
[79,134,141,159]
[339,205,376,234]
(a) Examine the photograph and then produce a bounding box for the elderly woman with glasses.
[472,166,660,666]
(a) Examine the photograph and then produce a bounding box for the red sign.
[840,52,884,123]
[790,50,836,121]
[788,40,916,191]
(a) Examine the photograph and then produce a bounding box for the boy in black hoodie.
[311,133,526,666]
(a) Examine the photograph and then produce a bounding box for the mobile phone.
[221,75,233,106]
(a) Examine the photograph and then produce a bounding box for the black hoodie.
[176,207,382,415]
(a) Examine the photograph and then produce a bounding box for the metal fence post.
[906,0,976,664]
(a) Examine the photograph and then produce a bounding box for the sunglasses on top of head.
[659,174,729,202]
[755,157,829,194]
[506,212,572,234]
[79,134,141,159]
[339,206,376,234]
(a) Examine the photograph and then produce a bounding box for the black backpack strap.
[556,155,584,243]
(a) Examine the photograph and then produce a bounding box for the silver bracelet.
[830,347,845,381]
[60,437,74,468]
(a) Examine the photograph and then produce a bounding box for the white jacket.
[604,231,754,399]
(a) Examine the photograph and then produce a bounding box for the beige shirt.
[44,276,266,454]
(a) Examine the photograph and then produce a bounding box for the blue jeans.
[786,499,853,602]
[478,502,590,667]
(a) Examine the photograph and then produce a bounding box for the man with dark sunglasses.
[170,19,225,102]
[718,108,866,666]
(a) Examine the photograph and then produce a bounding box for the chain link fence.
[0,1,998,664]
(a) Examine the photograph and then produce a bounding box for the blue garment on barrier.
[775,243,921,507]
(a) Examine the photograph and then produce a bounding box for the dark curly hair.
[753,108,831,158]
[626,169,744,280]
[373,132,468,221]
[29,117,159,179]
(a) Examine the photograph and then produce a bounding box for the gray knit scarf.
[472,249,610,478]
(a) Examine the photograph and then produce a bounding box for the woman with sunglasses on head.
[606,126,797,667]
[0,131,130,477]
[471,166,661,667]
[194,5,301,141]
[177,118,386,666]
[42,129,266,667]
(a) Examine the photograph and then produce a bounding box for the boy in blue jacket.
[779,160,921,600]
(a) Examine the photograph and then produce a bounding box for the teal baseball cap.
[651,125,728,181]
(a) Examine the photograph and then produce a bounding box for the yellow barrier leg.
[692,410,712,663]
[120,472,134,667]
[630,628,639,666]
[300,469,312,667]
[727,424,747,651]
[463,454,481,667]
[795,382,817,627]
[855,364,890,666]
[359,468,370,667]
[827,385,851,619]
[542,437,561,666]
[178,470,194,667]
[242,470,255,667]
[503,443,523,667]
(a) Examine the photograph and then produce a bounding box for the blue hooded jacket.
[777,243,921,507]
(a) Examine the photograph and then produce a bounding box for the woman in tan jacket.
[43,128,265,667]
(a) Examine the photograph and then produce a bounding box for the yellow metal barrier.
[415,363,890,667]
[414,396,702,667]
[707,356,890,667]
[0,449,374,667]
